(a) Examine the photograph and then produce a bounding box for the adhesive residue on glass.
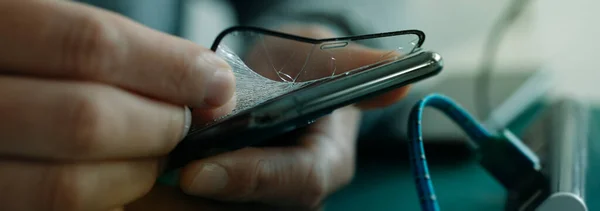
[196,34,418,129]
[215,44,318,118]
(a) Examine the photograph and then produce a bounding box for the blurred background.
[78,0,599,210]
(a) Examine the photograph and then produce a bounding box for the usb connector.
[478,129,549,210]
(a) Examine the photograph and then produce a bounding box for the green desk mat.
[325,107,600,211]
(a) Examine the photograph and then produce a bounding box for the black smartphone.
[165,27,443,170]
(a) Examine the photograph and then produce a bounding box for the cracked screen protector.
[211,27,424,117]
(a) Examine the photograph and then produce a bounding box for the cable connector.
[478,129,549,211]
[407,94,551,211]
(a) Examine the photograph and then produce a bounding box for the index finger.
[0,0,235,108]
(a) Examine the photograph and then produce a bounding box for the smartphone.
[165,27,443,170]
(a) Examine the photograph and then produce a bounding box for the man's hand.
[167,25,411,209]
[0,1,235,210]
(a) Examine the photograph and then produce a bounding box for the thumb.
[178,148,329,207]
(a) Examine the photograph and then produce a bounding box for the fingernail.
[203,69,235,107]
[194,53,235,108]
[188,163,229,195]
[181,106,192,140]
[202,52,231,69]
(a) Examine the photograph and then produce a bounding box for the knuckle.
[64,89,106,156]
[43,167,85,211]
[300,147,355,208]
[229,148,268,201]
[61,15,124,79]
[339,160,355,186]
[301,159,328,207]
[338,167,355,187]
[329,149,355,186]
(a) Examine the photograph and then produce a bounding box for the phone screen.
[166,28,434,170]
[194,27,424,130]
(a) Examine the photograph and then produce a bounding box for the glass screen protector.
[210,27,425,117]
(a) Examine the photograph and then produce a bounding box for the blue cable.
[407,93,495,211]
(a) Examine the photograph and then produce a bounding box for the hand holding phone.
[166,27,443,172]
[161,26,442,207]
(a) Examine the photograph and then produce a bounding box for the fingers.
[0,76,190,160]
[179,107,361,208]
[0,0,234,108]
[0,159,159,211]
